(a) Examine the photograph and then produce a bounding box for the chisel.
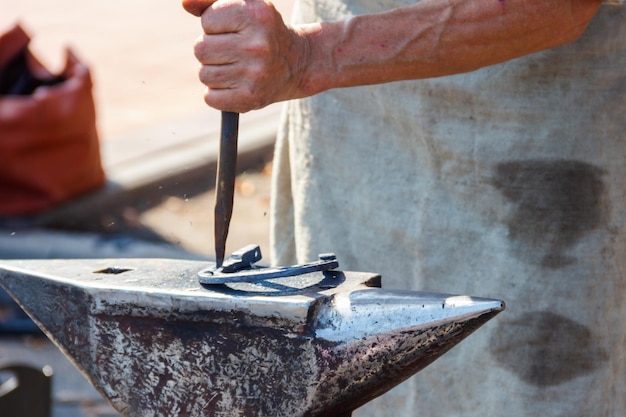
[214,111,239,268]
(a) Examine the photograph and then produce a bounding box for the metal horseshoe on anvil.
[0,73,505,417]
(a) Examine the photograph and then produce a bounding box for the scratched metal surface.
[0,259,503,417]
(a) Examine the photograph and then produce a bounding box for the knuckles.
[193,37,208,61]
[243,36,275,59]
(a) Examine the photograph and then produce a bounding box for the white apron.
[271,2,626,415]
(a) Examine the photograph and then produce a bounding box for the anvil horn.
[0,258,503,417]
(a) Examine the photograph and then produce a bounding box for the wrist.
[291,21,343,99]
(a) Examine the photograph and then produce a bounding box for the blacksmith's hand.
[182,0,312,113]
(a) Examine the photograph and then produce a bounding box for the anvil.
[0,256,503,417]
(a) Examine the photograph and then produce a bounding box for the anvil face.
[0,258,503,417]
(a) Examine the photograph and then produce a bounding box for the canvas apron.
[271,2,626,415]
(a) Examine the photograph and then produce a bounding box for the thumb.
[182,0,216,16]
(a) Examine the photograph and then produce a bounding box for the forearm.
[297,0,602,96]
[183,0,602,112]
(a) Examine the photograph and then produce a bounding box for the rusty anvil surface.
[0,258,504,417]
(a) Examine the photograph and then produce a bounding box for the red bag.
[0,24,105,216]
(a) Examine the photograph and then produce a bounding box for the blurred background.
[0,0,294,258]
[0,1,293,416]
[0,0,292,138]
